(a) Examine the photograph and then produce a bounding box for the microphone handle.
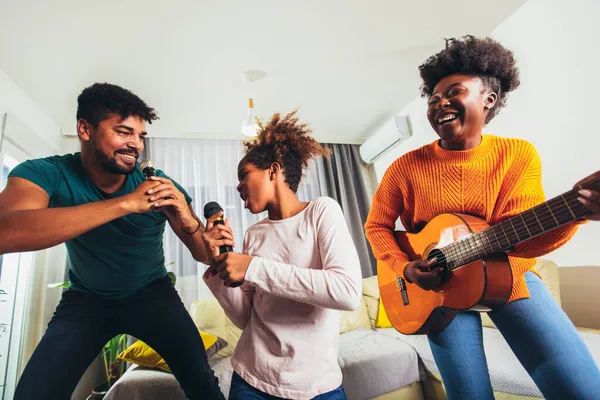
[214,219,242,288]
[219,244,234,253]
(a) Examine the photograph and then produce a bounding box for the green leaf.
[47,281,71,289]
[101,333,128,385]
[167,271,176,284]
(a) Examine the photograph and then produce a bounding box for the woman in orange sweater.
[365,36,600,400]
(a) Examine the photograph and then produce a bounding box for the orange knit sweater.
[365,134,583,302]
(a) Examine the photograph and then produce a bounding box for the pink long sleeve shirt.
[204,197,362,399]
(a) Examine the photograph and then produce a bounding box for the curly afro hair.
[76,82,158,126]
[243,110,329,193]
[419,35,520,123]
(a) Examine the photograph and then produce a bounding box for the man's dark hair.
[76,83,158,126]
[419,35,520,123]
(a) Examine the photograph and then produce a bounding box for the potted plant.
[86,334,128,399]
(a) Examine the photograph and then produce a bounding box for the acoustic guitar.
[378,172,600,335]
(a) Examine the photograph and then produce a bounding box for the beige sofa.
[104,259,600,399]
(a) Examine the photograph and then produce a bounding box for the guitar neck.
[443,184,593,270]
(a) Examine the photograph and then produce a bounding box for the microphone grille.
[140,159,156,171]
[203,201,223,219]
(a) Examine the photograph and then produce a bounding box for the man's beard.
[91,138,137,175]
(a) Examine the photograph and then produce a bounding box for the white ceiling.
[0,0,526,144]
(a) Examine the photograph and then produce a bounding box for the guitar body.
[378,213,513,335]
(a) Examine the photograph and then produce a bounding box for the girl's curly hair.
[243,110,329,193]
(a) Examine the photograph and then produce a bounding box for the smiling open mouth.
[437,114,459,125]
[117,152,137,164]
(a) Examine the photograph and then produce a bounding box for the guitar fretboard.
[441,178,598,270]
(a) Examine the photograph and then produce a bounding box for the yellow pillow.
[375,297,393,328]
[340,296,371,333]
[361,276,380,328]
[189,297,242,359]
[118,330,223,373]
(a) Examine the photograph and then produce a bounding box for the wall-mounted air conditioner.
[62,129,78,137]
[359,115,413,164]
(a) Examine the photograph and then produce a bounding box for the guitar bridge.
[395,275,410,306]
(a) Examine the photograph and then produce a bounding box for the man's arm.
[167,203,210,265]
[0,177,139,254]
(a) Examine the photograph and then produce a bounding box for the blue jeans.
[15,276,224,400]
[229,371,347,400]
[428,272,600,400]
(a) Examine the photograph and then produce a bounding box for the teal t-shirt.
[9,153,192,298]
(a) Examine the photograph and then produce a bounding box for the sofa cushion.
[189,297,242,359]
[378,327,542,397]
[103,357,234,400]
[340,296,371,334]
[482,258,561,329]
[361,276,380,327]
[535,258,562,305]
[362,275,401,329]
[379,326,600,398]
[103,365,185,400]
[338,328,421,400]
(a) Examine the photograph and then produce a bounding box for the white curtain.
[145,138,328,308]
[18,244,67,376]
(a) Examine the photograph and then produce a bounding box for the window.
[0,140,31,399]
[0,153,18,281]
[1,164,8,188]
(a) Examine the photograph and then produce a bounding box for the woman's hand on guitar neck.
[575,171,600,220]
[404,259,444,291]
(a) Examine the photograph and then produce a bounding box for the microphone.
[140,160,174,205]
[140,160,157,178]
[203,201,241,288]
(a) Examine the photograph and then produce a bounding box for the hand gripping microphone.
[140,160,174,204]
[203,201,242,287]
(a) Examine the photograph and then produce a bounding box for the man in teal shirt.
[0,83,225,399]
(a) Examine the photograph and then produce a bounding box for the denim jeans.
[15,276,225,400]
[229,371,347,400]
[428,271,600,400]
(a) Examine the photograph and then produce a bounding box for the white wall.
[371,0,600,267]
[2,111,59,159]
[0,68,64,158]
[63,136,80,154]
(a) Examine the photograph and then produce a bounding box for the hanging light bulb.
[241,98,260,137]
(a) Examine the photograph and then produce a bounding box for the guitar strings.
[437,183,595,269]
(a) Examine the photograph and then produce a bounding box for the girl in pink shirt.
[202,111,362,400]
